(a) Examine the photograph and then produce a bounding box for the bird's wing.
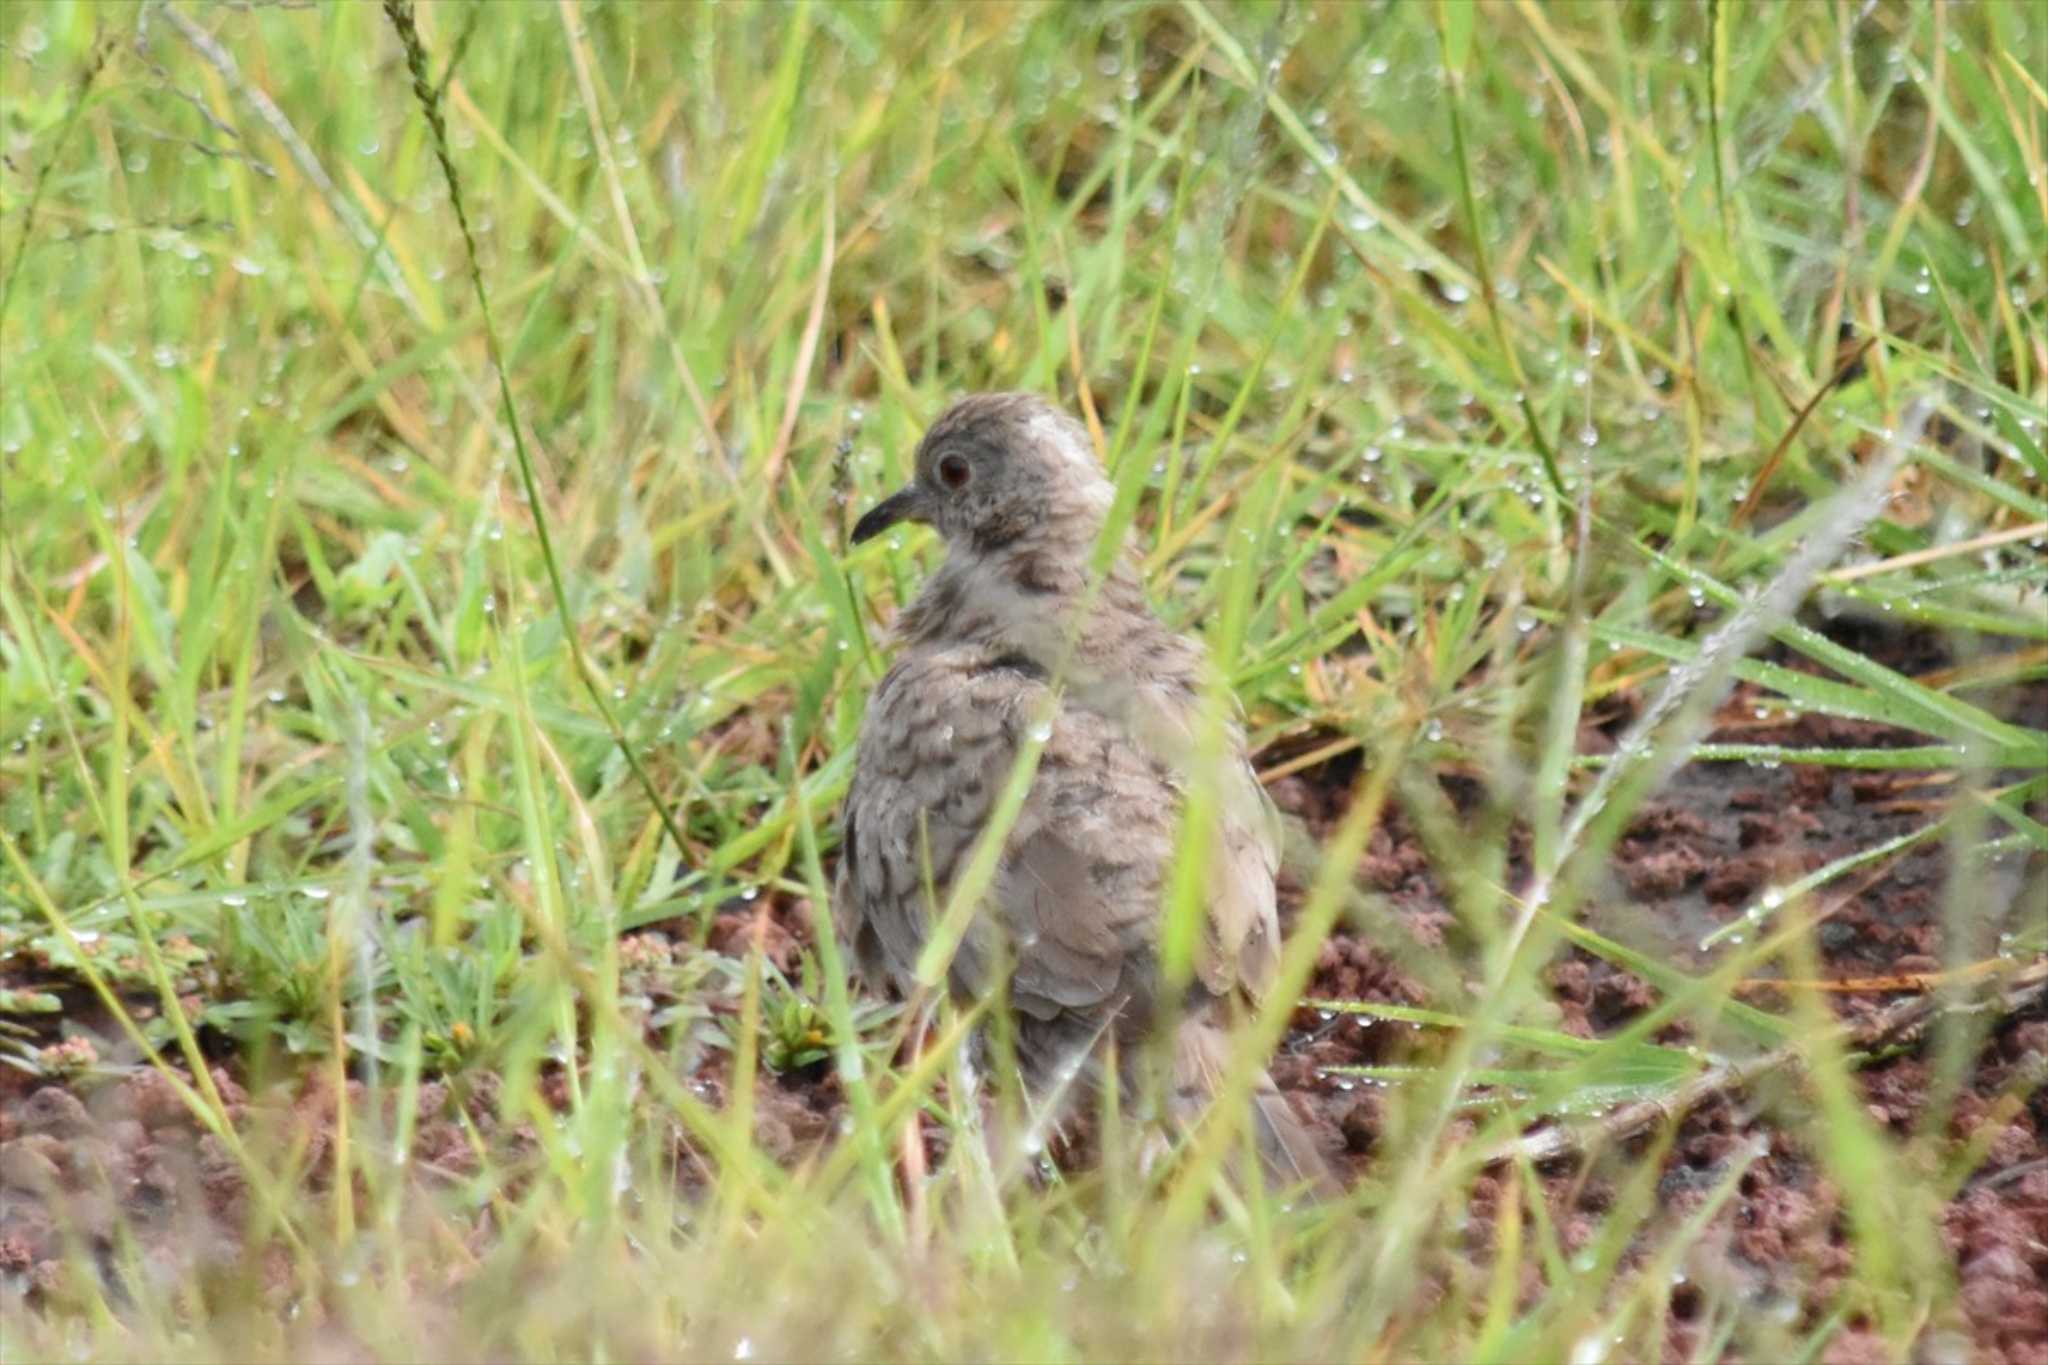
[838,646,1176,1028]
[1202,744,1283,999]
[1107,680,1281,1001]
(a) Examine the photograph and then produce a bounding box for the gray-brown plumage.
[837,392,1334,1192]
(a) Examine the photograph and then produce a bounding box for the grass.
[2,0,2045,1359]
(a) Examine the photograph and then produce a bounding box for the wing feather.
[837,643,1283,1071]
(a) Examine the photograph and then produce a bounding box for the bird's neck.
[900,537,1110,649]
[897,541,1208,720]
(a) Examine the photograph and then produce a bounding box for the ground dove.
[837,392,1334,1192]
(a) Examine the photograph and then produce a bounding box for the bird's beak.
[850,483,932,545]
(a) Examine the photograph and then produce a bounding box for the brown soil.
[1260,622,2048,1363]
[4,622,2043,1356]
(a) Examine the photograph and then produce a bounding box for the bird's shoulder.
[838,643,1181,985]
[852,642,1182,827]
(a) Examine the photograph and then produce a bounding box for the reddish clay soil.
[1260,622,2048,1363]
[4,622,2043,1357]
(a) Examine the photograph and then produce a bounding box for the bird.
[835,391,1336,1194]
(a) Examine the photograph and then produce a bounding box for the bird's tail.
[1172,1017,1343,1198]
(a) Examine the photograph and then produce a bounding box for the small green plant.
[723,952,899,1075]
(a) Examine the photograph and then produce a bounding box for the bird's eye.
[936,453,971,490]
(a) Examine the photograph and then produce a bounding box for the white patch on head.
[1027,411,1113,511]
[1027,411,1096,473]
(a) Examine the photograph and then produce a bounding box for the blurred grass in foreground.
[1,0,2044,1359]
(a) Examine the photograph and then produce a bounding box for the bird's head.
[850,393,1113,557]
